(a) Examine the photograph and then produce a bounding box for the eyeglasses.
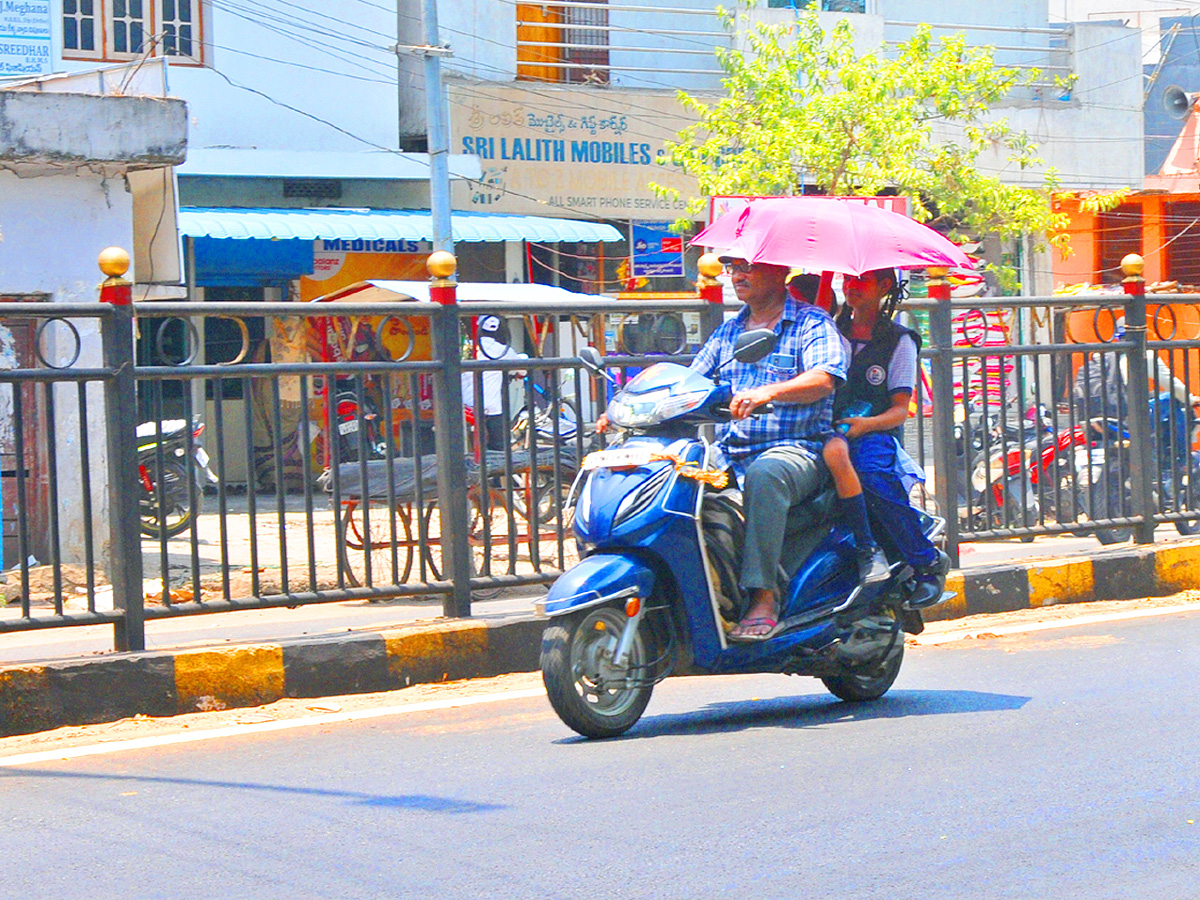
[725,262,756,275]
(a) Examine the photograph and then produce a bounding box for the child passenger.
[788,272,889,585]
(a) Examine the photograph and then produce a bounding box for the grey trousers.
[739,444,825,594]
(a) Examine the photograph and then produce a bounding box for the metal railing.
[0,292,714,650]
[4,279,1200,651]
[908,289,1200,565]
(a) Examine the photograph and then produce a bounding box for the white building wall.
[1048,0,1186,61]
[441,0,518,81]
[929,22,1143,192]
[52,4,400,154]
[0,170,134,569]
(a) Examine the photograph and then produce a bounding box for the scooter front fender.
[544,554,657,618]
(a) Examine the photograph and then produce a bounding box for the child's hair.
[787,273,822,306]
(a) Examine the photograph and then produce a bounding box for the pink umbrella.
[692,197,974,275]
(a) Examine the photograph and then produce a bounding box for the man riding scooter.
[688,256,855,640]
[596,257,890,640]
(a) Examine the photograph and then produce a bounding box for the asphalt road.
[1,608,1198,900]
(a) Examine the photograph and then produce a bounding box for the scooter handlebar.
[715,401,775,418]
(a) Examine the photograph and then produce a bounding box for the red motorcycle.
[963,405,1090,537]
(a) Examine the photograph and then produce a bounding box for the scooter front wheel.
[541,605,654,739]
[821,636,904,703]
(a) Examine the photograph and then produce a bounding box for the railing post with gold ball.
[926,267,959,566]
[427,251,473,616]
[98,248,145,650]
[1122,253,1156,544]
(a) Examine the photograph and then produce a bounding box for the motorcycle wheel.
[821,632,904,703]
[1173,458,1200,535]
[1074,467,1130,545]
[139,457,199,538]
[541,604,655,739]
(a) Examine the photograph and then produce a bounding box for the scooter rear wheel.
[139,457,200,539]
[821,636,904,703]
[541,605,654,739]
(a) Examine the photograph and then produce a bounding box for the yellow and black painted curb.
[2,540,1199,738]
[925,541,1200,622]
[0,617,544,738]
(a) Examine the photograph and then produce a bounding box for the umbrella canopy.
[692,197,974,276]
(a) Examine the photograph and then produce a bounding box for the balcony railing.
[513,0,1075,99]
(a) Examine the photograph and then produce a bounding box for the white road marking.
[914,603,1200,646]
[0,687,548,768]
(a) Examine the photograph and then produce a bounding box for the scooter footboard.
[544,554,657,617]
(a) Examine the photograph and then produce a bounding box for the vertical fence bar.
[697,253,724,342]
[12,383,30,615]
[270,377,290,595]
[927,268,959,565]
[43,381,63,614]
[242,375,261,597]
[98,248,145,651]
[297,374,319,589]
[183,379,202,602]
[213,377,232,601]
[78,381,97,611]
[427,252,472,618]
[1122,255,1155,544]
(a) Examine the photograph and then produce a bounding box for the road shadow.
[0,769,503,814]
[556,689,1030,743]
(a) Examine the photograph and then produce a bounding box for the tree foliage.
[652,2,1070,266]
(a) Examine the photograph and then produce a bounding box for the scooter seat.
[784,485,838,532]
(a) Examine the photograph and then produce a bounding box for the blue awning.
[178,207,624,244]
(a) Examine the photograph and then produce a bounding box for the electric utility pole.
[418,0,453,254]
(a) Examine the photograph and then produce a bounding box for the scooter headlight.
[607,389,707,428]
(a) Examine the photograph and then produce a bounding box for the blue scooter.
[540,332,950,738]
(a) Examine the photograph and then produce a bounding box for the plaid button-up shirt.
[690,296,847,466]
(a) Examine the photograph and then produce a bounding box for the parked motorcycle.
[333,388,387,463]
[137,418,218,538]
[538,334,950,739]
[1075,394,1200,544]
[960,403,1087,538]
[1150,394,1200,535]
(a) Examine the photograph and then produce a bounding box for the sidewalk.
[2,529,1199,737]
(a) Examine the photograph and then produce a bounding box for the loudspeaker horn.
[1163,85,1199,120]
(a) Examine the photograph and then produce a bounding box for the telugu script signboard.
[448,83,703,222]
[0,1,50,76]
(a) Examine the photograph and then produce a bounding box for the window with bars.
[1096,204,1143,285]
[1166,201,1200,287]
[62,0,205,64]
[564,0,609,85]
[161,0,197,58]
[110,0,147,56]
[63,0,101,58]
[516,0,608,84]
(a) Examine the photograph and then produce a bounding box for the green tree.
[652,2,1071,276]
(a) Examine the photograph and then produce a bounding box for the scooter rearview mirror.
[578,346,605,375]
[732,328,778,365]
